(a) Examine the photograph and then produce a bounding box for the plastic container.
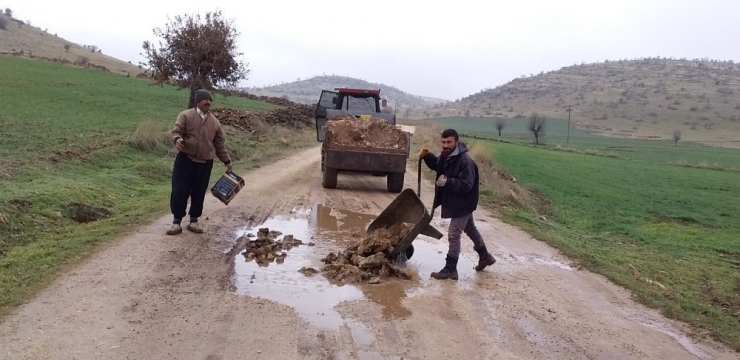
[210,170,245,205]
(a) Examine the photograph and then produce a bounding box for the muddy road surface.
[0,147,736,360]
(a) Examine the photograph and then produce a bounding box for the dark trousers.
[170,152,213,222]
[447,212,486,258]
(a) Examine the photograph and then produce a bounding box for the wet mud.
[316,222,417,284]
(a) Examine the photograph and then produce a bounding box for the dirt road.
[0,146,736,360]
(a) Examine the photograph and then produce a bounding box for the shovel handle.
[417,158,422,197]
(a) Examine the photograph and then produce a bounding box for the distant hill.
[418,58,740,147]
[245,75,448,114]
[0,13,143,77]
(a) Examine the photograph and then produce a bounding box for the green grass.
[0,56,313,314]
[436,116,740,349]
[434,116,740,169]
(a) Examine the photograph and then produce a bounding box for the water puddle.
[406,239,478,289]
[357,281,414,319]
[232,214,365,329]
[232,203,492,330]
[310,203,376,235]
[636,320,711,360]
[232,204,426,329]
[507,254,575,271]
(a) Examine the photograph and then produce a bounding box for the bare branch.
[528,112,546,144]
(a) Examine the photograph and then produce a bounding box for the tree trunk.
[188,83,197,109]
[498,129,502,136]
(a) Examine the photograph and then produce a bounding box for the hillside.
[0,13,143,77]
[245,75,448,113]
[420,58,740,148]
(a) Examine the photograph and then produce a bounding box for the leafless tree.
[528,112,546,144]
[141,10,250,108]
[672,130,682,146]
[495,118,506,136]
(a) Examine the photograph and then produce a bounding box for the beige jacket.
[171,108,231,164]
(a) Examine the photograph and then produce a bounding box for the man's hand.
[418,147,430,159]
[175,138,184,152]
[226,162,233,172]
[436,175,447,187]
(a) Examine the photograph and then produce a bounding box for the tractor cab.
[314,88,396,142]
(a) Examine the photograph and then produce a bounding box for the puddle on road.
[232,204,425,330]
[505,253,575,272]
[636,319,712,360]
[233,213,366,330]
[232,203,497,330]
[406,238,479,289]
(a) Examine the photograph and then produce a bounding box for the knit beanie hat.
[195,89,212,104]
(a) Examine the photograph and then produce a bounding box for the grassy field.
[0,56,314,313]
[424,117,740,350]
[434,116,740,169]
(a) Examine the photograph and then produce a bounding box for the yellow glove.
[418,147,430,159]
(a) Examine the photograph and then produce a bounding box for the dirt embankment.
[212,103,315,132]
[325,117,407,149]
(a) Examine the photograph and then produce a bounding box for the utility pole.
[566,104,573,144]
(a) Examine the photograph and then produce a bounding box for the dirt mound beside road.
[213,103,315,132]
[325,117,407,149]
[310,222,416,284]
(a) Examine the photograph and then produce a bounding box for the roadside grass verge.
[0,56,314,315]
[406,119,740,350]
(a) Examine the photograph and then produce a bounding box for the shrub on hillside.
[0,17,7,30]
[127,120,173,155]
[74,56,89,66]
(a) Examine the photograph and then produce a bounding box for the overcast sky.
[5,0,739,100]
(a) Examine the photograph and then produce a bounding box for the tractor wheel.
[322,167,338,188]
[387,172,404,193]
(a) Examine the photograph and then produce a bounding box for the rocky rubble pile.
[242,227,314,267]
[305,222,416,284]
[325,116,407,149]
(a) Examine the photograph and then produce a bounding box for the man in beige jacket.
[167,89,232,235]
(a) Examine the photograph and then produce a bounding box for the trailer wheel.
[323,167,338,188]
[387,172,404,193]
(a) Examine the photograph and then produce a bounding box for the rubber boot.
[474,245,496,271]
[431,255,459,280]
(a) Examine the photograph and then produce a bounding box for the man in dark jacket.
[419,129,496,280]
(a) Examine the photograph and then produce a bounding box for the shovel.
[418,157,437,218]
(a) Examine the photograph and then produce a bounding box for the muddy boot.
[187,222,203,234]
[474,245,496,271]
[166,223,182,235]
[431,255,459,280]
